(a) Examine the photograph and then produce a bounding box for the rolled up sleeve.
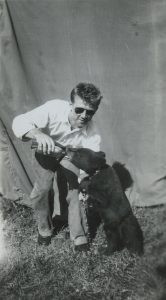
[12,102,51,139]
[12,114,37,139]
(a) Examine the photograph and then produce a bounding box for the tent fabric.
[0,0,166,207]
[0,119,32,205]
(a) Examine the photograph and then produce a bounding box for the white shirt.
[12,99,101,151]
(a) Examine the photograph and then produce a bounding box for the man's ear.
[69,102,74,114]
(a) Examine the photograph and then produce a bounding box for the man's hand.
[25,129,55,154]
[34,132,55,154]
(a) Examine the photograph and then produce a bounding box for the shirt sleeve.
[79,133,101,177]
[84,134,101,151]
[12,101,54,139]
[82,121,101,152]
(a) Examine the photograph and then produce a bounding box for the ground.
[0,196,166,300]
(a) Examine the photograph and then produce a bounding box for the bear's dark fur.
[68,147,143,255]
[67,147,106,175]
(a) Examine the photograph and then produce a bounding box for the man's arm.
[12,101,56,154]
[12,102,52,138]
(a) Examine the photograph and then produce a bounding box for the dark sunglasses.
[74,107,95,117]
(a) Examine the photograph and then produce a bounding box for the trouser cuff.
[38,227,53,237]
[74,236,88,246]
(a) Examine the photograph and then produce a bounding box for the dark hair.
[70,82,102,109]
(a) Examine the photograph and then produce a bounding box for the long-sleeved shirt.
[12,99,101,151]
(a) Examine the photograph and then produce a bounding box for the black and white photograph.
[0,0,166,299]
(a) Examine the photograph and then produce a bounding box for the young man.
[12,82,102,250]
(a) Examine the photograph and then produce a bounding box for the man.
[12,82,102,251]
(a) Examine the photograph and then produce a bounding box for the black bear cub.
[67,147,144,255]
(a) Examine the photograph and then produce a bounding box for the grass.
[0,197,166,300]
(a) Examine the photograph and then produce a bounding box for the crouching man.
[12,82,103,251]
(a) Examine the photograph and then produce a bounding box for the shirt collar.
[66,124,88,136]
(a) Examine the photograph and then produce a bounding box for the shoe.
[38,233,52,246]
[74,243,90,252]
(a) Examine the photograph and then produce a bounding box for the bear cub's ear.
[98,151,106,158]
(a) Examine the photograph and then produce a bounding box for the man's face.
[69,95,97,129]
